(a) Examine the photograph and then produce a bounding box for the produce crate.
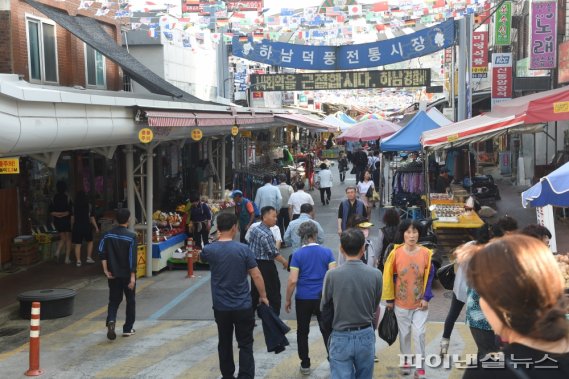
[12,249,40,266]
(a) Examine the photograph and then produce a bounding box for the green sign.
[494,1,512,46]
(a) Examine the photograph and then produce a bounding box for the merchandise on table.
[151,209,185,242]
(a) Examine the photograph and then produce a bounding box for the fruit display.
[554,254,569,288]
[207,200,234,214]
[151,210,186,241]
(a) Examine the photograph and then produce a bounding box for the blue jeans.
[329,326,375,379]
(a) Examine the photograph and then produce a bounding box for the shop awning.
[274,114,336,132]
[421,113,526,150]
[146,111,197,127]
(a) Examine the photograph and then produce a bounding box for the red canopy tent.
[421,86,569,149]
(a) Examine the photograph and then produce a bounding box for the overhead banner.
[558,41,569,83]
[472,31,489,78]
[232,20,455,70]
[494,1,512,46]
[492,52,513,108]
[530,0,557,69]
[250,69,431,91]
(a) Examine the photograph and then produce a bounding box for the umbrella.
[521,162,569,208]
[321,115,347,132]
[357,113,383,121]
[336,119,401,142]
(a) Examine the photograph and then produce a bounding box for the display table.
[432,212,485,230]
[432,211,485,255]
[152,233,187,272]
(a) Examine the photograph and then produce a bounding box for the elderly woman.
[284,221,336,376]
[463,235,569,378]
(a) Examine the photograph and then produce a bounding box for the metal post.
[450,46,456,120]
[145,144,154,278]
[125,145,136,232]
[221,137,226,196]
[458,17,467,121]
[207,139,214,199]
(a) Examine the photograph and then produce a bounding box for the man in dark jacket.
[98,208,138,340]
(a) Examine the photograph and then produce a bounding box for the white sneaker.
[76,261,82,267]
[65,258,71,264]
[86,257,95,264]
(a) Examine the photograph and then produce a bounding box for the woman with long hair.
[463,235,569,378]
[357,170,375,216]
[382,220,435,379]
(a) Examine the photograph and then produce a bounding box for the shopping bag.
[372,190,380,202]
[378,306,398,345]
[437,262,455,290]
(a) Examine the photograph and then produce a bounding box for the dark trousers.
[339,171,346,182]
[251,260,281,315]
[106,277,136,333]
[470,327,500,359]
[319,187,331,205]
[355,166,366,182]
[214,308,255,379]
[277,208,290,241]
[443,294,465,339]
[296,299,330,368]
[191,222,209,249]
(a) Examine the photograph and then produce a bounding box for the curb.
[0,275,106,326]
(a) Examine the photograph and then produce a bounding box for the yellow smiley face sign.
[138,128,154,144]
[231,126,239,136]
[191,128,203,141]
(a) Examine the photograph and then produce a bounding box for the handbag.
[378,307,398,346]
[437,262,456,290]
[372,190,380,202]
[365,185,374,198]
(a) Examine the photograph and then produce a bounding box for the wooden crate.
[12,249,40,266]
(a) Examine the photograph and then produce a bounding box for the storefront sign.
[231,126,239,136]
[252,91,264,98]
[232,19,455,70]
[516,57,550,77]
[0,157,20,174]
[491,53,513,108]
[530,1,557,69]
[558,41,569,83]
[444,47,453,64]
[191,128,203,141]
[536,205,557,252]
[494,1,512,45]
[250,69,430,92]
[553,101,569,113]
[471,31,489,78]
[138,128,154,144]
[241,130,252,138]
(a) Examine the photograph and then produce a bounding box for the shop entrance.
[0,188,19,265]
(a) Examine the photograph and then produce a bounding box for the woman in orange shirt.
[382,220,435,379]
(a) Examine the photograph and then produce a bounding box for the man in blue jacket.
[98,208,138,340]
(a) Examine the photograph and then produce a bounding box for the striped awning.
[145,111,197,127]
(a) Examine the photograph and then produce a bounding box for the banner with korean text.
[494,1,512,46]
[491,53,513,108]
[530,0,557,69]
[232,20,455,70]
[472,31,489,78]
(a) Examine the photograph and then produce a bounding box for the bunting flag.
[163,31,173,40]
[148,27,157,38]
[348,4,362,17]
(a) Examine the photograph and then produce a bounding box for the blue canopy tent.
[336,112,357,125]
[380,110,442,152]
[522,162,569,208]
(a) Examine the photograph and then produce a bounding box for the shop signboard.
[0,157,19,174]
[471,31,488,78]
[231,126,239,136]
[138,128,154,144]
[530,0,557,69]
[536,205,557,252]
[232,19,455,70]
[558,41,569,84]
[494,1,512,46]
[516,57,550,77]
[491,52,513,108]
[250,69,430,91]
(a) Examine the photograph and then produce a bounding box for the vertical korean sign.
[530,0,557,69]
[491,53,513,108]
[494,1,512,45]
[472,31,489,78]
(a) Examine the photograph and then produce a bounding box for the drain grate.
[0,327,26,337]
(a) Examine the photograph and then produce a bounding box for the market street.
[1,169,556,378]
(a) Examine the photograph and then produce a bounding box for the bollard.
[25,302,43,376]
[186,250,195,278]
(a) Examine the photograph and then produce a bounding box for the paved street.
[2,166,566,378]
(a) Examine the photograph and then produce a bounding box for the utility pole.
[458,15,473,121]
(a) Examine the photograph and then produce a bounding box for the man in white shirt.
[245,220,282,251]
[288,181,314,220]
[254,174,282,211]
[315,163,333,206]
[277,174,294,243]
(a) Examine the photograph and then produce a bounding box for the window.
[85,44,106,88]
[26,17,58,83]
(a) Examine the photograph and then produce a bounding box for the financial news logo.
[494,55,511,65]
